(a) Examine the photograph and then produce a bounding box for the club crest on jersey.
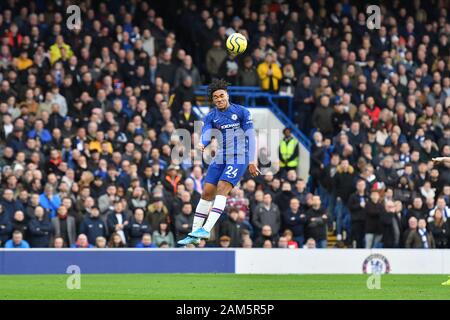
[231,114,238,120]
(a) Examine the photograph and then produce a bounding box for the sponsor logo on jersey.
[220,122,240,129]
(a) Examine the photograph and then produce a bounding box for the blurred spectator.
[238,56,260,87]
[0,204,12,246]
[136,233,157,248]
[278,127,299,175]
[305,196,328,248]
[219,207,241,247]
[1,189,24,220]
[282,230,299,249]
[428,208,450,248]
[255,225,278,248]
[333,158,354,241]
[219,54,239,85]
[174,55,201,89]
[303,238,316,249]
[52,237,65,248]
[95,236,107,248]
[79,207,108,246]
[11,210,28,241]
[4,230,30,248]
[106,201,128,245]
[277,236,288,248]
[39,184,61,219]
[312,95,334,139]
[175,202,194,241]
[108,232,126,248]
[71,234,94,248]
[51,205,76,247]
[152,220,175,248]
[381,200,402,248]
[405,219,435,249]
[147,197,169,231]
[252,193,281,236]
[206,39,227,80]
[282,198,305,247]
[28,206,53,248]
[127,208,152,247]
[365,190,384,249]
[348,180,368,248]
[257,52,282,92]
[219,235,231,248]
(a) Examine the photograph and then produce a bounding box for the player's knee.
[201,190,215,201]
[216,183,232,196]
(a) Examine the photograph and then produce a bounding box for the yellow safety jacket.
[279,138,299,168]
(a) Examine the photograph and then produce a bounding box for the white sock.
[192,199,213,232]
[203,195,227,232]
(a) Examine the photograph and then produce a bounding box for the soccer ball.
[226,33,247,55]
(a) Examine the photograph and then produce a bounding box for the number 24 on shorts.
[225,165,239,178]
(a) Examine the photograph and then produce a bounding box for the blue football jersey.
[201,103,256,164]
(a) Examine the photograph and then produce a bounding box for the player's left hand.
[249,163,261,177]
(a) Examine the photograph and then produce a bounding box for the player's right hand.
[197,143,205,152]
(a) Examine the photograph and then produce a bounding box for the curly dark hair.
[207,78,230,102]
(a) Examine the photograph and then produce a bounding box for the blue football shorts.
[204,161,248,187]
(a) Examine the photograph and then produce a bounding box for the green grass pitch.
[0,274,449,300]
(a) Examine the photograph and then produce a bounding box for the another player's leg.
[189,180,234,239]
[177,183,216,245]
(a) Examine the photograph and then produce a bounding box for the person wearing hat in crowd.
[238,56,260,87]
[163,164,183,195]
[218,235,231,248]
[147,196,170,232]
[6,126,26,153]
[218,207,241,247]
[175,202,194,243]
[61,116,76,138]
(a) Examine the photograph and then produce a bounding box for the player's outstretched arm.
[432,157,450,165]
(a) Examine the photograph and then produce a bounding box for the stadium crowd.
[0,0,449,249]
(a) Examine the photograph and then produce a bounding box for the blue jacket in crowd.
[136,242,157,248]
[0,199,24,220]
[126,218,152,247]
[282,209,307,237]
[4,239,30,248]
[39,194,61,219]
[28,218,53,248]
[79,215,108,245]
[28,129,52,144]
[0,211,12,246]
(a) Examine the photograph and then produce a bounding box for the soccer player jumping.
[178,79,260,246]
